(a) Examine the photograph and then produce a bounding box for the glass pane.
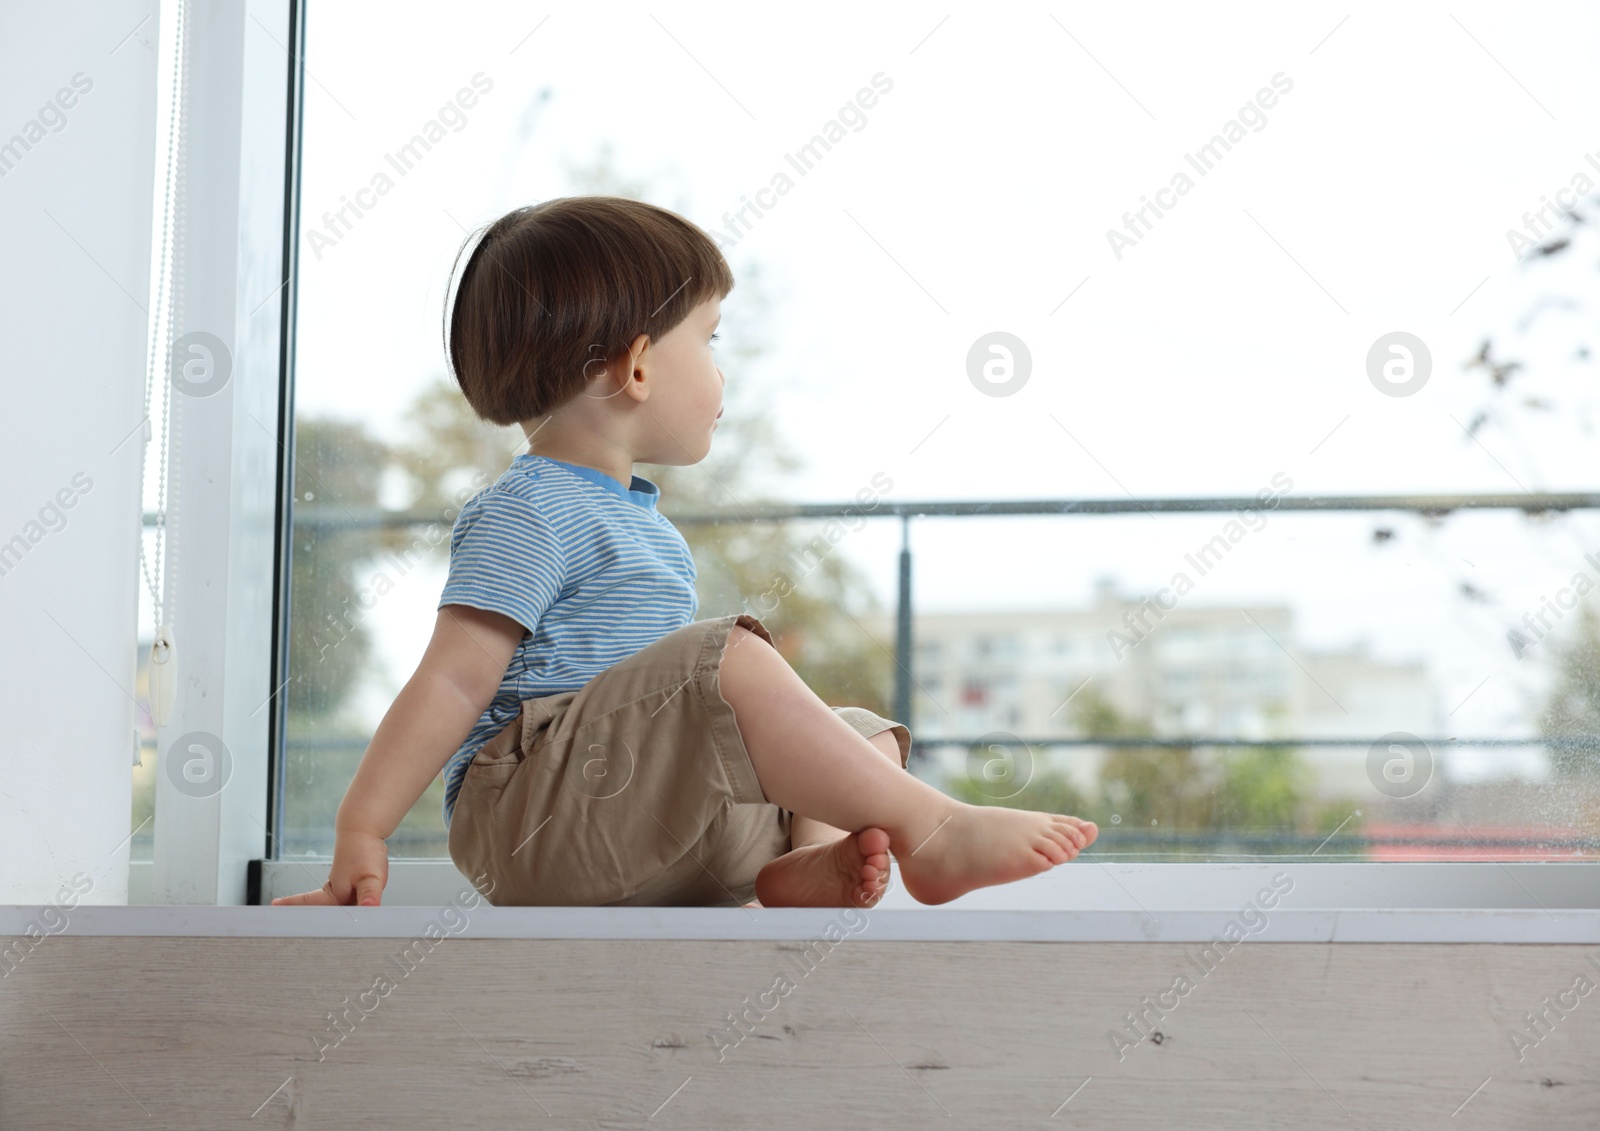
[283,1,1600,865]
[887,510,1600,861]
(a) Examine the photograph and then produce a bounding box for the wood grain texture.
[2,938,1597,1129]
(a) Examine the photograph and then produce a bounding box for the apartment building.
[870,580,1442,797]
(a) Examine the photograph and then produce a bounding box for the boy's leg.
[717,624,1099,906]
[790,729,904,850]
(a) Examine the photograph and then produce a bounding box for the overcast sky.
[152,1,1600,752]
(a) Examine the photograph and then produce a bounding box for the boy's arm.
[335,604,526,839]
[272,604,525,907]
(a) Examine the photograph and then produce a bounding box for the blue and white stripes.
[437,454,698,827]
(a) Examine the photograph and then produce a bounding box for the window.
[262,2,1600,891]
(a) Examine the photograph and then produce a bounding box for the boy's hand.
[271,829,389,907]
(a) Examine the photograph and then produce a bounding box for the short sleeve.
[437,488,566,635]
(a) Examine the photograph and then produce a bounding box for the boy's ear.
[583,336,651,403]
[618,332,652,404]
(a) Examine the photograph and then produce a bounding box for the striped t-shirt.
[436,453,698,828]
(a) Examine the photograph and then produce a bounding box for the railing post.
[895,513,913,731]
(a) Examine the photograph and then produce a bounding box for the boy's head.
[445,196,734,465]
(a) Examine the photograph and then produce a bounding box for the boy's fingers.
[277,880,349,907]
[354,876,383,906]
[271,887,334,906]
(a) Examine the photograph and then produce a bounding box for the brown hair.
[443,196,735,425]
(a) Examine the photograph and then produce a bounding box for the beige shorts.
[447,612,912,907]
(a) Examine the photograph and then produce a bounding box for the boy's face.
[628,295,725,465]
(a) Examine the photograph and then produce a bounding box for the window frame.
[136,0,302,905]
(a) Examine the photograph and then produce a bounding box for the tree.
[1539,603,1600,776]
[1476,195,1600,780]
[280,414,408,849]
[948,687,1363,852]
[1214,746,1314,831]
[1076,689,1218,831]
[286,416,392,718]
[946,764,1092,816]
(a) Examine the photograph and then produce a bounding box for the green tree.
[1076,689,1218,831]
[286,416,392,718]
[1538,603,1600,776]
[946,764,1091,816]
[949,687,1364,853]
[282,415,407,849]
[1214,746,1312,830]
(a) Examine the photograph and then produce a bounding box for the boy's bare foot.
[753,827,893,908]
[894,804,1098,906]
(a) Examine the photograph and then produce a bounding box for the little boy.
[274,196,1096,910]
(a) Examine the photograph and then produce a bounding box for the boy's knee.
[867,729,903,766]
[720,623,763,679]
[726,623,769,655]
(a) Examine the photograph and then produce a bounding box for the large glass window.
[276,2,1600,865]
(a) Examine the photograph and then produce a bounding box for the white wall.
[0,0,158,903]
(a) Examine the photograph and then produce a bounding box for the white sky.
[280,1,1600,745]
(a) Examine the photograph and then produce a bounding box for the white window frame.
[135,0,300,906]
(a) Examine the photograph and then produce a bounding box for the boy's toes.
[1070,818,1098,845]
[1053,817,1087,848]
[858,827,890,857]
[852,871,889,908]
[1036,836,1070,865]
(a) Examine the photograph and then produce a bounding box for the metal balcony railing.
[145,489,1600,856]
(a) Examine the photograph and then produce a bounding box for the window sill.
[73,859,1600,943]
[5,903,1598,943]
